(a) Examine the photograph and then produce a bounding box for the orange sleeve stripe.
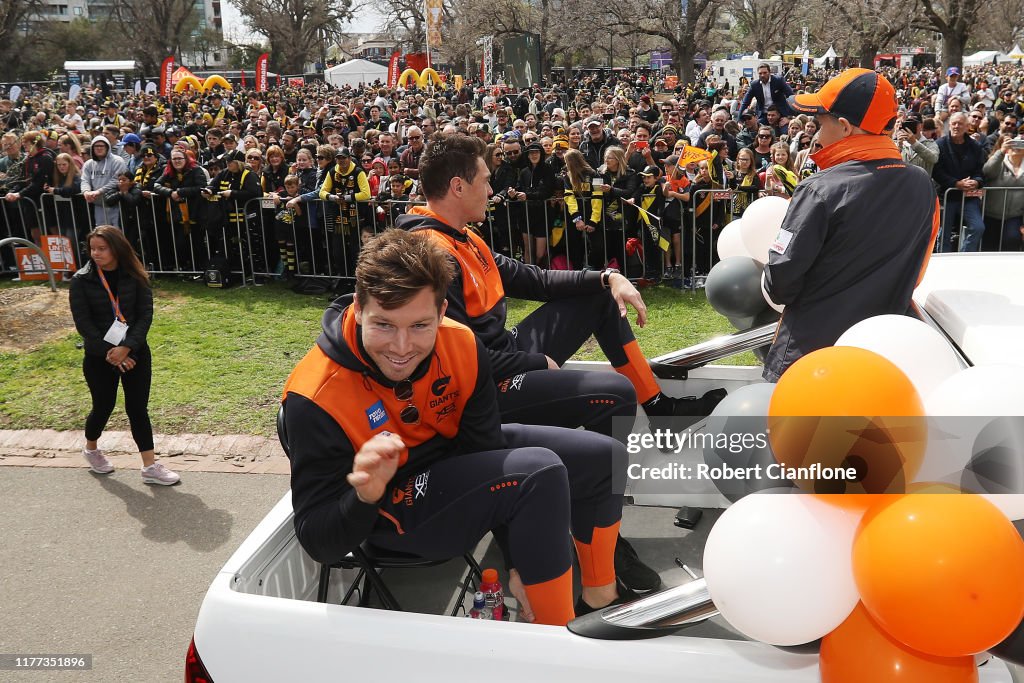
[573,520,620,588]
[523,568,574,626]
[617,340,662,404]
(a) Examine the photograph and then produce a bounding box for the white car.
[189,253,1023,682]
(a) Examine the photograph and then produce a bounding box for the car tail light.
[185,637,214,683]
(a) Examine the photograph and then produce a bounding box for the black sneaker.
[574,577,641,618]
[614,535,662,593]
[644,388,728,429]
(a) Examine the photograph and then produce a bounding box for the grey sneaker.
[141,462,181,486]
[83,448,114,475]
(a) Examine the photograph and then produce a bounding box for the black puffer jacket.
[69,261,153,358]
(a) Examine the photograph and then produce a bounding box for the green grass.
[0,278,756,437]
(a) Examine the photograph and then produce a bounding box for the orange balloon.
[768,347,926,498]
[853,493,1024,657]
[821,602,978,683]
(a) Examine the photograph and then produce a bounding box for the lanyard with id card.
[98,268,129,346]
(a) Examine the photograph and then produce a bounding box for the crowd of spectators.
[1,59,1023,288]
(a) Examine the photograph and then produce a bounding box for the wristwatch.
[601,268,620,288]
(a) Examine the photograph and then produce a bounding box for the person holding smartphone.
[69,226,180,485]
[625,123,657,172]
[897,115,938,178]
[981,136,1024,251]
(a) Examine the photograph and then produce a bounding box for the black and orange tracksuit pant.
[365,423,627,626]
[496,291,662,436]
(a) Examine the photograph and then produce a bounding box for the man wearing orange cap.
[761,68,940,382]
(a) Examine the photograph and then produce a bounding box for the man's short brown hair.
[417,132,486,200]
[355,229,454,311]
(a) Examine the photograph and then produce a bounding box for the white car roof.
[913,253,1024,367]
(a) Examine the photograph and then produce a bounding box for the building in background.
[34,0,89,21]
[329,34,401,66]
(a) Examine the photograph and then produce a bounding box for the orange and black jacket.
[397,209,606,380]
[282,295,502,564]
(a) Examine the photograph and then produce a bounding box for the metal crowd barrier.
[688,188,738,290]
[29,190,692,287]
[21,184,864,293]
[0,195,43,274]
[940,186,1024,253]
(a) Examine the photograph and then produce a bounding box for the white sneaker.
[141,462,181,486]
[83,448,114,474]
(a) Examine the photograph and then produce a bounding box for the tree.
[727,0,799,57]
[15,18,117,81]
[827,0,916,68]
[231,0,355,73]
[187,27,227,70]
[609,0,720,85]
[111,0,200,74]
[913,0,983,69]
[378,0,431,53]
[974,0,1024,52]
[0,0,43,80]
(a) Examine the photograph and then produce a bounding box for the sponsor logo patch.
[435,403,457,421]
[414,471,430,499]
[366,399,389,430]
[769,228,794,255]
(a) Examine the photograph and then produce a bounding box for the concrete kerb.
[0,429,289,475]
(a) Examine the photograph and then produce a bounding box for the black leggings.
[368,423,626,585]
[83,347,154,452]
[497,293,638,436]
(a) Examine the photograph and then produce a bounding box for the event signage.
[160,56,174,96]
[256,53,269,92]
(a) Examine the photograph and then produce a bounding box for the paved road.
[0,467,289,682]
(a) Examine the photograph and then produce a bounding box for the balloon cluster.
[706,196,789,329]
[700,314,1024,680]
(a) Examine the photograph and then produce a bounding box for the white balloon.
[760,271,784,313]
[981,494,1024,521]
[922,366,1024,487]
[717,219,749,260]
[739,196,789,262]
[8,85,21,103]
[836,315,962,400]
[927,365,1024,417]
[703,494,861,646]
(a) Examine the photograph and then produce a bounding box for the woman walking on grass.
[69,225,179,485]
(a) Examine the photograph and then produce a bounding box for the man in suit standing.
[739,64,795,124]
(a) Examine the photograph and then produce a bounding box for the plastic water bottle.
[480,568,504,621]
[467,591,491,620]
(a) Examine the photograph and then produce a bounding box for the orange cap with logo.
[788,68,898,135]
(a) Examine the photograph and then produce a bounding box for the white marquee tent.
[324,59,388,88]
[963,50,1009,66]
[814,46,837,68]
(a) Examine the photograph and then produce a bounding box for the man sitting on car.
[282,229,640,626]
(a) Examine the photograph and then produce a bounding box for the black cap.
[336,146,351,158]
[220,149,245,164]
[525,142,544,154]
[639,165,661,177]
